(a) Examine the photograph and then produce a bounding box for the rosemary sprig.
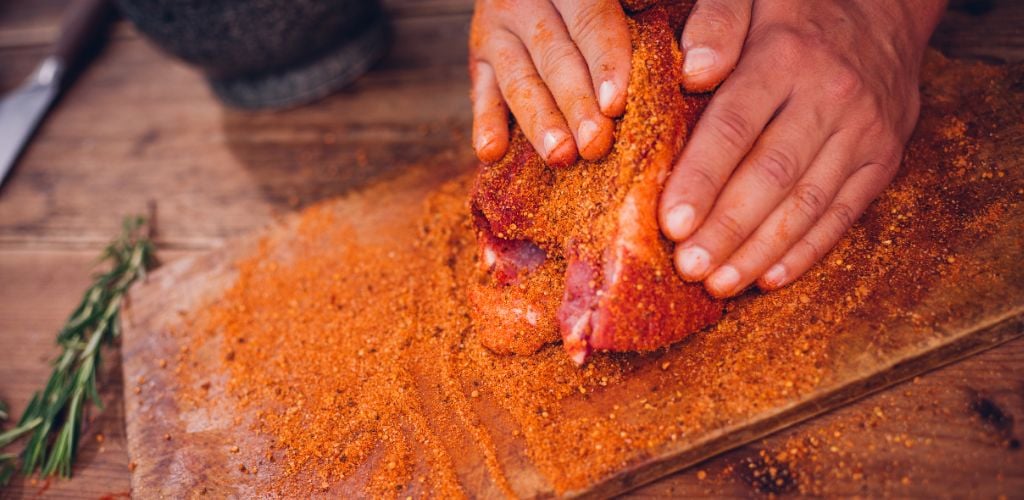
[0,455,13,487]
[0,400,15,485]
[0,416,36,486]
[0,216,154,485]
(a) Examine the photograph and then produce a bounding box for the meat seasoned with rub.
[470,2,723,364]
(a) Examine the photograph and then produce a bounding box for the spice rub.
[169,50,1024,498]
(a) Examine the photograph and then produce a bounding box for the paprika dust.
[174,52,1023,497]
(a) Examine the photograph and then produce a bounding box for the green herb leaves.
[0,400,17,485]
[0,216,154,485]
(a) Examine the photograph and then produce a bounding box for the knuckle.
[571,3,607,45]
[705,106,756,151]
[564,101,593,126]
[711,212,748,244]
[883,150,904,174]
[827,202,858,231]
[862,107,887,131]
[881,162,900,180]
[762,26,805,66]
[867,93,893,122]
[867,158,900,181]
[757,26,834,69]
[470,66,495,100]
[795,237,825,261]
[537,43,580,76]
[824,63,864,102]
[860,122,895,151]
[685,161,727,192]
[686,0,745,41]
[859,129,904,171]
[744,236,777,264]
[791,183,830,219]
[800,30,831,54]
[502,70,544,100]
[871,139,904,170]
[751,147,800,190]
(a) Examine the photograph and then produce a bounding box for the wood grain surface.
[1,0,1023,498]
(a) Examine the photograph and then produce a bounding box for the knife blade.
[0,0,113,189]
[0,58,63,187]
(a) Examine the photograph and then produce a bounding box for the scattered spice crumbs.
[169,53,1022,497]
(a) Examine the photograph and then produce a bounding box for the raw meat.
[470,2,723,364]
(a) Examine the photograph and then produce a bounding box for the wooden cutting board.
[121,54,1024,498]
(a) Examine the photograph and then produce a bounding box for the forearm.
[856,0,949,82]
[885,0,949,63]
[901,0,950,47]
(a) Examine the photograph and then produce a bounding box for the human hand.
[658,0,948,298]
[469,0,631,166]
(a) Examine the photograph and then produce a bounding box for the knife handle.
[52,0,116,81]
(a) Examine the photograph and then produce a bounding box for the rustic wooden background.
[0,0,1021,497]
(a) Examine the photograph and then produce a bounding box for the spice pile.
[173,53,1022,497]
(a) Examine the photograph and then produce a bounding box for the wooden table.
[1,1,1021,497]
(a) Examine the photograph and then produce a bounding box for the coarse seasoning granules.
[176,53,1021,497]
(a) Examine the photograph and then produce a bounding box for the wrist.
[894,0,949,50]
[865,0,947,79]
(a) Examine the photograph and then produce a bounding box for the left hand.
[658,0,948,297]
[468,0,632,167]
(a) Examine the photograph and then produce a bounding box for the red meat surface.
[470,2,723,364]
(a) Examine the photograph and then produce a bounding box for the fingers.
[700,133,855,297]
[758,161,899,290]
[680,0,753,92]
[470,60,510,163]
[551,0,632,117]
[511,2,614,160]
[671,100,832,287]
[484,29,578,167]
[659,46,793,243]
[470,0,630,164]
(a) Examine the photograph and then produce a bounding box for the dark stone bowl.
[113,0,388,109]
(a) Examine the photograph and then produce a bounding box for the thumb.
[680,0,752,92]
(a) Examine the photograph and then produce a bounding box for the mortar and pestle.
[114,0,390,109]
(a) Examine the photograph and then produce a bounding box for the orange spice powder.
[177,53,1022,497]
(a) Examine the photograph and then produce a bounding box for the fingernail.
[762,264,787,288]
[676,245,711,280]
[684,47,717,77]
[542,130,568,159]
[577,119,599,152]
[475,131,495,152]
[665,204,695,240]
[708,265,741,296]
[598,81,617,113]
